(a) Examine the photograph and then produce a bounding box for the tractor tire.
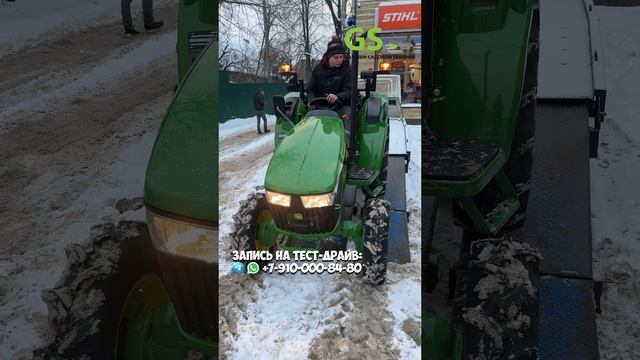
[33,221,169,360]
[230,190,278,264]
[453,8,540,232]
[458,237,540,359]
[361,197,391,285]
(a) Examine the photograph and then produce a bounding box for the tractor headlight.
[301,193,335,208]
[266,190,291,207]
[146,209,218,263]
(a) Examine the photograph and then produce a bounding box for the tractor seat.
[424,137,499,181]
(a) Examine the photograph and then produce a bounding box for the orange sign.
[376,2,421,32]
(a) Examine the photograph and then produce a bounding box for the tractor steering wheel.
[308,96,342,111]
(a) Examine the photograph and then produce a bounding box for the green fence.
[219,71,287,122]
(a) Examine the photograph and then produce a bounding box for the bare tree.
[219,0,335,79]
[323,0,342,36]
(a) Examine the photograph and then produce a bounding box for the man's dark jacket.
[253,91,265,111]
[306,61,352,105]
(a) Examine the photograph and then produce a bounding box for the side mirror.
[273,96,296,128]
[360,71,378,94]
[273,96,286,118]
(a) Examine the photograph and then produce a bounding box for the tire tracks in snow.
[0,14,178,357]
[218,127,274,357]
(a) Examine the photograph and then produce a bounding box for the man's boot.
[145,21,164,32]
[124,28,140,38]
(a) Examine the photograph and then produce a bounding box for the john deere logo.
[293,213,304,220]
[345,27,383,51]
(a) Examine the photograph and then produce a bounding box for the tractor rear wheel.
[230,191,277,264]
[33,221,170,359]
[456,237,540,359]
[362,197,391,285]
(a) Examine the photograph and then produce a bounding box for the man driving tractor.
[306,36,353,139]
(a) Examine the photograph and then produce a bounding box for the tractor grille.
[188,31,215,54]
[270,196,340,234]
[155,251,218,341]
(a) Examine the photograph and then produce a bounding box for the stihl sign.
[382,12,418,23]
[376,2,421,32]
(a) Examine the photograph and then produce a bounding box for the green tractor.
[231,64,394,284]
[423,0,605,358]
[422,0,543,358]
[34,1,219,358]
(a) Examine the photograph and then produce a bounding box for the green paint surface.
[265,116,346,194]
[145,41,218,222]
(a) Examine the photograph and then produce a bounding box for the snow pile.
[220,115,276,139]
[218,116,277,162]
[592,6,640,358]
[387,274,422,359]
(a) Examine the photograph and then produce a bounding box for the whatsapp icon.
[247,262,260,274]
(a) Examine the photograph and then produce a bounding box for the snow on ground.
[0,93,171,359]
[405,124,422,261]
[219,115,277,162]
[0,31,176,126]
[0,0,175,55]
[218,118,421,358]
[592,6,640,358]
[229,274,346,359]
[220,115,276,139]
[0,3,177,356]
[387,275,422,359]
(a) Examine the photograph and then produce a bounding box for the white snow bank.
[219,115,276,139]
[592,6,640,359]
[387,276,422,360]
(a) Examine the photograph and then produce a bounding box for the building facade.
[356,0,422,102]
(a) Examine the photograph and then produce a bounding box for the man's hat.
[325,35,346,58]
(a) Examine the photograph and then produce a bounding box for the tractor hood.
[265,116,345,195]
[144,42,217,223]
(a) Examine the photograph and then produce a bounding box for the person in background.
[405,81,416,103]
[254,88,270,134]
[121,0,164,38]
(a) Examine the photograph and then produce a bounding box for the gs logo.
[344,27,383,51]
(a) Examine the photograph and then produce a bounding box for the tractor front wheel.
[230,191,277,264]
[362,198,391,285]
[33,221,170,359]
